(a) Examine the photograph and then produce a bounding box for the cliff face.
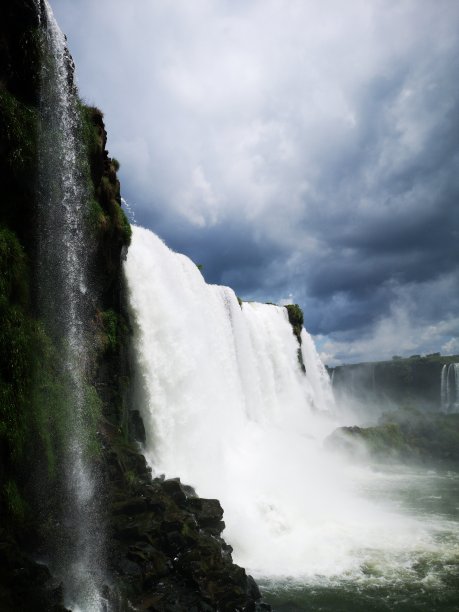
[0,2,53,607]
[326,412,459,468]
[329,354,459,412]
[0,3,269,610]
[327,354,459,468]
[0,2,130,606]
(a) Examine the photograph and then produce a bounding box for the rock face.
[0,2,68,608]
[102,428,270,611]
[326,411,459,468]
[0,2,271,610]
[285,304,306,373]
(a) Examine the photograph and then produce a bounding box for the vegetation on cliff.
[329,353,459,411]
[327,409,459,468]
[285,304,306,372]
[285,303,304,344]
[0,4,129,607]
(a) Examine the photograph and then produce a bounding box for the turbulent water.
[261,468,459,611]
[36,1,105,608]
[126,226,459,610]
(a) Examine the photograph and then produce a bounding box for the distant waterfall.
[441,363,459,413]
[36,1,105,609]
[441,365,447,409]
[125,226,425,579]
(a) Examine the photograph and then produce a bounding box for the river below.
[259,466,459,611]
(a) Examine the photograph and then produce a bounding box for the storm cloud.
[53,0,459,364]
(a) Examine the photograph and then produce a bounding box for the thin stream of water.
[37,1,105,608]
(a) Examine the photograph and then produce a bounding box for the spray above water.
[124,226,458,586]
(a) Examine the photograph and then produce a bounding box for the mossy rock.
[285,303,304,344]
[327,412,459,467]
[0,89,39,238]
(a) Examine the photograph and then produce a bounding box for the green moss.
[0,92,131,524]
[285,303,304,345]
[329,412,459,467]
[4,480,25,522]
[0,225,77,511]
[79,103,103,160]
[79,103,132,249]
[29,327,72,479]
[88,197,109,234]
[101,309,119,351]
[0,227,28,305]
[285,304,303,328]
[273,304,305,371]
[113,200,132,245]
[0,304,72,483]
[0,88,38,176]
[125,470,137,488]
[99,308,130,359]
[0,229,35,464]
[359,423,405,456]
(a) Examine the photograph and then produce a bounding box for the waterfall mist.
[124,226,459,587]
[35,1,105,608]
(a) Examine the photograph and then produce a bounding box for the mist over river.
[261,466,459,611]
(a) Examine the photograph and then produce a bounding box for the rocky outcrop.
[285,304,303,345]
[285,304,306,373]
[326,411,459,468]
[0,529,68,611]
[101,427,270,611]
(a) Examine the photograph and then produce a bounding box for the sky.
[52,0,459,365]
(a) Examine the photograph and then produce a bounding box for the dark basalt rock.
[0,530,69,611]
[285,304,306,373]
[0,0,41,107]
[285,304,304,345]
[102,431,271,611]
[130,409,147,444]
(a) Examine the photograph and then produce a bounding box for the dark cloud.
[137,208,285,294]
[52,0,459,364]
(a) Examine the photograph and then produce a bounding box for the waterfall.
[441,364,447,411]
[125,226,427,580]
[36,1,105,608]
[441,363,459,413]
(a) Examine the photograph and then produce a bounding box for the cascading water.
[442,364,448,410]
[35,1,105,608]
[125,226,458,587]
[441,363,459,413]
